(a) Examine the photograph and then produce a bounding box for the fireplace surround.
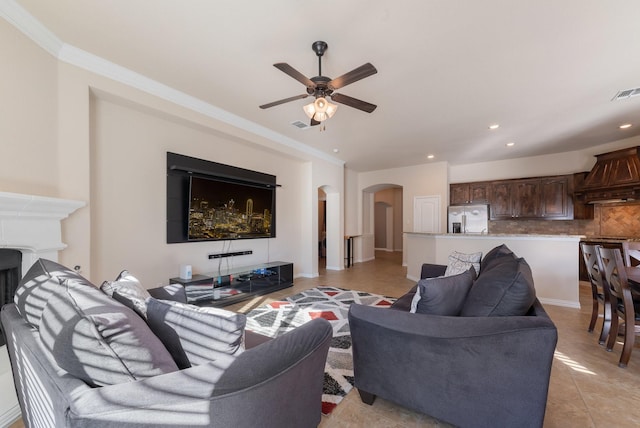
[0,191,84,425]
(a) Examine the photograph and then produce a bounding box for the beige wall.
[359,161,449,234]
[0,19,58,196]
[89,96,310,285]
[449,136,640,183]
[356,161,449,264]
[1,16,345,284]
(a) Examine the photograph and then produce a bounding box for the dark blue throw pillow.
[479,244,514,275]
[413,267,475,316]
[461,254,536,317]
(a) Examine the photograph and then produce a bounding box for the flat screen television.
[188,175,275,241]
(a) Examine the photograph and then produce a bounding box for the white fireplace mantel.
[0,191,85,426]
[0,191,85,274]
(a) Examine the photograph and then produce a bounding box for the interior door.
[413,196,441,233]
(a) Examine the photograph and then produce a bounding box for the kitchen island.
[405,232,583,308]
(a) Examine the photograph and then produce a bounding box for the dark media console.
[169,261,293,308]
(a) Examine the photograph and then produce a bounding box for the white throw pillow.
[101,270,151,317]
[444,251,482,277]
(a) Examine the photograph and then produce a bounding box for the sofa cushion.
[444,251,482,277]
[32,262,178,387]
[479,244,514,274]
[14,259,78,329]
[461,254,536,317]
[101,270,151,318]
[146,298,246,369]
[410,267,475,315]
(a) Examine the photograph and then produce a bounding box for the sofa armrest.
[148,283,187,303]
[67,318,332,427]
[420,263,446,279]
[348,301,557,428]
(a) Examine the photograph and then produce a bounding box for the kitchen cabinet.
[490,179,540,219]
[489,182,513,219]
[450,182,490,204]
[450,174,592,220]
[540,176,571,218]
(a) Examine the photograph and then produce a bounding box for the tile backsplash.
[488,202,640,238]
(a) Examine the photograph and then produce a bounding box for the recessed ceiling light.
[620,123,632,129]
[488,124,500,130]
[506,142,515,147]
[332,148,339,153]
[427,154,435,159]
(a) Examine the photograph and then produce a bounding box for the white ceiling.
[12,0,640,171]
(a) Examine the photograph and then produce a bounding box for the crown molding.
[0,0,62,56]
[1,0,344,167]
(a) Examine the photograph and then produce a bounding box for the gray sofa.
[1,259,332,428]
[348,245,558,428]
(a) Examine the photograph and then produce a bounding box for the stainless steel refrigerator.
[447,204,489,234]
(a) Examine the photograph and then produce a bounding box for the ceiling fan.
[259,41,377,126]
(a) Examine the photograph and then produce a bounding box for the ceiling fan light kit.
[260,41,377,126]
[303,97,338,122]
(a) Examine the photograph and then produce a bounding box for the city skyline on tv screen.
[188,176,274,240]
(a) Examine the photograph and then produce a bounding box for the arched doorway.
[363,184,403,263]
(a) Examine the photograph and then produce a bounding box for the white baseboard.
[0,404,20,428]
[325,265,342,271]
[406,274,420,282]
[295,273,319,278]
[538,297,581,309]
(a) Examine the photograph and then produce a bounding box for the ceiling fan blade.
[259,94,309,109]
[310,118,321,126]
[328,63,377,90]
[274,63,315,88]
[330,93,377,113]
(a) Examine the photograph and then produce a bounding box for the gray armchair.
[348,252,558,428]
[1,259,332,428]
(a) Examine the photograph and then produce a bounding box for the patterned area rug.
[245,286,395,415]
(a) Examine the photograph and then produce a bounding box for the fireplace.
[0,191,85,334]
[0,191,84,424]
[0,250,21,346]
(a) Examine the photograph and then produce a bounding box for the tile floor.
[9,250,640,427]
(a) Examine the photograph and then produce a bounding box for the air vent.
[291,120,310,130]
[612,87,640,101]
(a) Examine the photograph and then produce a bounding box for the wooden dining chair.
[580,243,612,345]
[621,241,640,267]
[596,247,640,367]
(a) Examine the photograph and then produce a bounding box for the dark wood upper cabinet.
[540,176,570,219]
[489,182,513,219]
[452,173,592,221]
[512,180,541,218]
[450,183,470,205]
[469,182,490,203]
[450,182,490,205]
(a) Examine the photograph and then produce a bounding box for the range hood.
[575,146,640,204]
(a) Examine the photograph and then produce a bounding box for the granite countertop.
[581,236,640,242]
[404,232,586,239]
